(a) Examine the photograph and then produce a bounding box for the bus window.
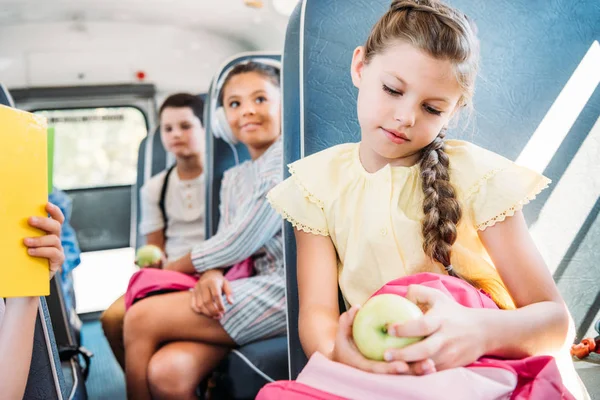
[35,106,148,314]
[35,107,147,189]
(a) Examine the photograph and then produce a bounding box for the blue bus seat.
[281,3,600,399]
[204,52,289,399]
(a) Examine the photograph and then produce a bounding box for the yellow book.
[0,105,49,297]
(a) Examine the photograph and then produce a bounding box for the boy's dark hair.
[159,93,205,125]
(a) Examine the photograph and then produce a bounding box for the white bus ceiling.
[0,0,293,94]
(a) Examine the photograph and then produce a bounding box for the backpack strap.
[158,165,177,235]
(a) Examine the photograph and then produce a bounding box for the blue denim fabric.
[49,188,81,310]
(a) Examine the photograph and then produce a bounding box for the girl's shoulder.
[446,139,524,196]
[446,139,512,171]
[287,142,359,203]
[445,140,550,230]
[226,139,284,184]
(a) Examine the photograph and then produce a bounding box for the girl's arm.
[0,202,65,398]
[167,188,281,274]
[478,210,572,358]
[295,229,340,359]
[0,297,39,399]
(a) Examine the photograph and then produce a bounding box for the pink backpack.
[124,257,254,310]
[257,273,575,400]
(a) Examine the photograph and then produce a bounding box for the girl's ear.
[350,46,366,88]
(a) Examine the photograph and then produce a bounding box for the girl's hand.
[383,284,488,371]
[190,269,234,319]
[23,202,65,280]
[333,305,435,375]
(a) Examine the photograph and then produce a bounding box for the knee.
[122,303,148,347]
[100,302,125,340]
[147,351,199,398]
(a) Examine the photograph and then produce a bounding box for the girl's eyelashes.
[382,84,443,116]
[229,100,240,109]
[382,84,402,97]
[424,105,442,116]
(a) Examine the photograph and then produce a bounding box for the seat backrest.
[204,53,281,238]
[23,297,69,400]
[283,0,600,378]
[0,84,70,399]
[134,128,169,248]
[46,274,78,349]
[46,274,88,400]
[0,83,15,107]
[280,4,307,378]
[283,0,379,378]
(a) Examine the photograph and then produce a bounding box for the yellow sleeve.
[267,176,329,236]
[465,163,551,231]
[267,143,358,237]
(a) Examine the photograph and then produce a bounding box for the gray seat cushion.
[213,336,288,399]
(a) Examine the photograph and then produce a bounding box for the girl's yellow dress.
[267,139,550,307]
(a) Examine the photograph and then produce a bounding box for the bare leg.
[148,341,229,400]
[100,294,126,370]
[123,291,236,400]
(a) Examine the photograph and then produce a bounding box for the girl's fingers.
[28,216,62,237]
[28,202,65,237]
[209,284,226,313]
[339,305,360,336]
[405,284,450,312]
[388,315,442,338]
[364,358,409,375]
[223,280,234,304]
[409,358,436,375]
[200,285,221,317]
[190,291,202,313]
[28,247,64,270]
[46,202,65,225]
[24,235,61,249]
[199,305,210,317]
[347,305,361,321]
[384,333,444,363]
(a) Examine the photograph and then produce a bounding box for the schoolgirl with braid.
[267,0,587,398]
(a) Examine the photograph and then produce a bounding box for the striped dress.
[190,140,286,345]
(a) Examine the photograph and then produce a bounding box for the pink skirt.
[124,257,254,310]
